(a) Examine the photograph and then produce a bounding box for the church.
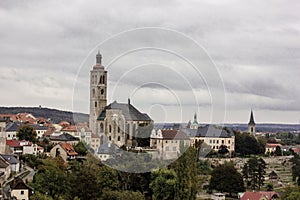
[89,52,153,147]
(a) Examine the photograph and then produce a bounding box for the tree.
[274,146,282,156]
[209,162,245,196]
[17,125,37,143]
[73,141,87,156]
[150,167,177,200]
[235,132,264,155]
[31,158,70,199]
[100,190,144,200]
[218,145,229,155]
[290,155,300,185]
[242,157,266,190]
[173,146,199,200]
[287,192,300,200]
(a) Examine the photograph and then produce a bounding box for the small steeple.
[248,109,255,125]
[193,112,197,123]
[96,50,102,64]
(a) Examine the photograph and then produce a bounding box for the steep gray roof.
[50,133,79,141]
[97,100,152,121]
[97,143,120,154]
[183,125,233,138]
[0,154,19,164]
[5,122,20,132]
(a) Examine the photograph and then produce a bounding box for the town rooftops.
[97,100,152,121]
[5,122,20,132]
[50,133,80,142]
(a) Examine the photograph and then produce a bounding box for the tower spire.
[96,50,102,64]
[249,109,255,125]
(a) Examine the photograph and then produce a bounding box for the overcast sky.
[0,0,299,124]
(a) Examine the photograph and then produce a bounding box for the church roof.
[97,100,152,121]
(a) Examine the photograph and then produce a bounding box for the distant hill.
[0,107,89,124]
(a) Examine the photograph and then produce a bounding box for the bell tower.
[89,51,107,134]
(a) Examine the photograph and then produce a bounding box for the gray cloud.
[0,0,299,123]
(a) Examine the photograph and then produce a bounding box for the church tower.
[248,109,256,135]
[89,51,107,134]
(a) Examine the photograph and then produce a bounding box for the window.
[8,134,10,138]
[222,140,224,144]
[20,191,24,195]
[100,123,104,132]
[109,125,112,133]
[165,141,168,143]
[165,146,169,151]
[118,126,120,133]
[173,147,176,151]
[95,102,97,107]
[109,136,111,141]
[101,89,104,95]
[228,140,231,144]
[118,136,120,141]
[213,140,215,144]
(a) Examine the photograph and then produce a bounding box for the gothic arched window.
[100,123,104,132]
[109,125,112,133]
[92,89,95,98]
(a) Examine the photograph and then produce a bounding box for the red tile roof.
[61,125,77,132]
[60,143,78,156]
[241,191,280,200]
[266,143,282,148]
[6,140,21,147]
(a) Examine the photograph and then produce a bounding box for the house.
[6,140,23,155]
[10,177,33,200]
[97,143,120,161]
[61,124,92,144]
[150,129,190,160]
[50,142,78,161]
[188,125,235,153]
[91,133,101,153]
[240,191,280,200]
[0,154,20,173]
[29,124,48,138]
[6,140,41,156]
[49,133,80,145]
[5,122,19,140]
[265,143,282,154]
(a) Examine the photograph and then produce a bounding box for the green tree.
[274,146,282,156]
[209,162,245,196]
[287,192,300,200]
[242,157,266,190]
[17,125,37,143]
[73,141,88,156]
[150,167,177,200]
[173,146,199,200]
[30,192,53,200]
[100,190,144,200]
[218,145,229,155]
[31,158,69,199]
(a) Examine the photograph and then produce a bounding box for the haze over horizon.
[0,0,299,124]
